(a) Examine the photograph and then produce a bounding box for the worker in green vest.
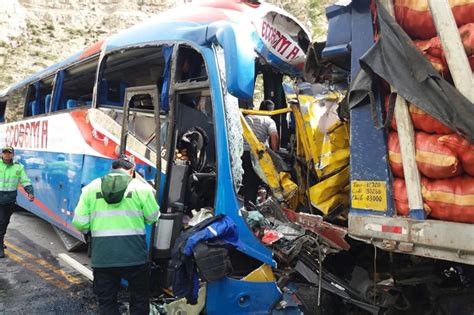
[0,146,34,258]
[72,155,160,315]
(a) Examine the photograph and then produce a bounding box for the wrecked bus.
[0,0,318,313]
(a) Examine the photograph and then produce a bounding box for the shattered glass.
[214,45,244,191]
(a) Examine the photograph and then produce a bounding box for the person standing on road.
[0,146,34,258]
[72,155,160,315]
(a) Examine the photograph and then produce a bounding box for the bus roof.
[1,0,311,97]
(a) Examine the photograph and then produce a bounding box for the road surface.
[0,210,99,314]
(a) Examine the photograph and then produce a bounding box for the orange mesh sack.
[413,23,474,75]
[393,177,409,216]
[394,0,474,40]
[408,105,453,134]
[421,176,474,223]
[439,134,474,176]
[388,132,405,177]
[388,131,463,179]
[384,96,453,134]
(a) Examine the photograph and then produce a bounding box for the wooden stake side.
[428,0,474,103]
[379,0,425,218]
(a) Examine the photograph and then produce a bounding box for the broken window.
[215,45,244,192]
[99,47,164,107]
[176,47,208,83]
[59,58,98,110]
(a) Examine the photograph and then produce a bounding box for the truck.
[1,0,473,314]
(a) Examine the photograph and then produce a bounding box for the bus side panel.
[80,155,112,188]
[16,150,85,240]
[206,277,281,315]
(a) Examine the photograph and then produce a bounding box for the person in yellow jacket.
[72,155,160,315]
[0,146,34,258]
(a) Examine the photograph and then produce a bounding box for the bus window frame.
[94,42,217,213]
[47,55,99,114]
[23,76,54,118]
[24,83,37,117]
[4,85,28,123]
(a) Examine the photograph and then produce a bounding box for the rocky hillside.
[0,0,331,91]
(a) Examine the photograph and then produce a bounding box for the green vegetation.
[66,27,87,36]
[30,50,56,61]
[34,38,45,45]
[268,0,333,40]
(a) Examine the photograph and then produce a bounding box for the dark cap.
[112,155,135,170]
[2,146,14,153]
[260,99,275,111]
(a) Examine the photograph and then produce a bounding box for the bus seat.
[44,94,51,113]
[32,100,40,115]
[85,101,92,106]
[28,100,39,116]
[27,101,34,116]
[66,99,79,109]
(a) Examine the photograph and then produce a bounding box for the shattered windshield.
[214,45,244,192]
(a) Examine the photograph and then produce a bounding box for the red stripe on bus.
[79,40,104,59]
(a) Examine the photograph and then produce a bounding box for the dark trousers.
[241,151,260,207]
[0,203,15,244]
[93,264,150,315]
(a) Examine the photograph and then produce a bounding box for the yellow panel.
[242,264,276,282]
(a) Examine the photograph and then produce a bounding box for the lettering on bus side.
[5,120,48,149]
[261,21,301,61]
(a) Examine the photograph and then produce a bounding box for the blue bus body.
[0,1,311,313]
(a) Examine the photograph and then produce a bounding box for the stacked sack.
[386,98,474,223]
[387,0,474,224]
[386,104,474,224]
[389,127,474,223]
[387,100,474,223]
[393,0,474,78]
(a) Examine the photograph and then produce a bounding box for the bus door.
[119,85,162,187]
[149,46,218,287]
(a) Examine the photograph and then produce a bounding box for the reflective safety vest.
[72,169,160,268]
[0,159,33,205]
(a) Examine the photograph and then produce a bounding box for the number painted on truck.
[351,180,387,211]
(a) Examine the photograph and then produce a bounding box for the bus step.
[53,226,84,252]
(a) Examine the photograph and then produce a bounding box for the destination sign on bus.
[5,120,48,150]
[253,12,307,70]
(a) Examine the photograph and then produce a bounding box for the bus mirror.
[206,22,255,99]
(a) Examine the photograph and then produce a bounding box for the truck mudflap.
[349,213,474,265]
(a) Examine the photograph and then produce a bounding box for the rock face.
[0,0,329,91]
[0,0,184,90]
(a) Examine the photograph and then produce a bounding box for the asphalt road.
[0,210,99,314]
